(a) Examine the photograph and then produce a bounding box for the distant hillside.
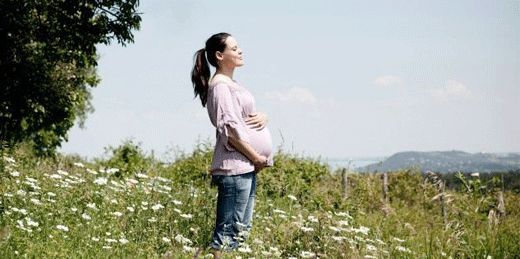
[357,151,520,173]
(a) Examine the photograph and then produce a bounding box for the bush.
[99,139,155,178]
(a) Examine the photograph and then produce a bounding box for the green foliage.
[162,141,213,186]
[258,150,329,208]
[1,142,520,258]
[100,139,154,178]
[0,0,142,156]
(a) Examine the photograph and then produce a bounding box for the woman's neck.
[215,66,234,82]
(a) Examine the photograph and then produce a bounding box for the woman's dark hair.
[191,32,231,107]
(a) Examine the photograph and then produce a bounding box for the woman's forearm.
[227,135,264,165]
[225,125,265,166]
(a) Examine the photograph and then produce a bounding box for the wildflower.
[47,192,56,197]
[87,203,97,210]
[26,217,39,227]
[82,213,91,220]
[106,238,117,243]
[71,207,78,212]
[338,220,349,226]
[94,177,108,185]
[16,220,25,230]
[396,246,411,253]
[331,236,345,241]
[175,234,193,245]
[92,237,100,241]
[307,215,319,223]
[3,156,16,163]
[287,195,297,201]
[300,250,316,258]
[10,171,20,177]
[142,201,148,206]
[366,244,377,251]
[335,211,348,216]
[50,174,62,179]
[393,237,405,243]
[352,226,370,235]
[301,226,314,232]
[57,225,69,231]
[87,169,98,175]
[127,206,135,212]
[119,238,129,244]
[162,237,171,243]
[17,190,26,196]
[112,212,123,217]
[364,256,377,259]
[273,209,286,214]
[57,170,69,176]
[471,172,479,177]
[102,246,112,249]
[238,246,252,253]
[73,162,85,168]
[376,239,387,245]
[180,214,193,219]
[328,226,341,232]
[12,207,27,214]
[156,176,171,183]
[30,198,42,205]
[152,204,164,210]
[106,168,119,174]
[183,246,196,253]
[137,173,149,178]
[106,232,111,236]
[265,227,271,232]
[148,217,157,222]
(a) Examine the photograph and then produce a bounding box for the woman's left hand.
[245,112,267,130]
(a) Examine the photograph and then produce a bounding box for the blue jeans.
[209,171,257,251]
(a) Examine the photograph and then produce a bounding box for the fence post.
[440,180,447,224]
[498,173,506,217]
[497,191,505,217]
[341,168,348,200]
[382,172,388,202]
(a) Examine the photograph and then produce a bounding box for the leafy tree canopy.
[0,0,141,156]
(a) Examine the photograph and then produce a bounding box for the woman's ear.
[215,51,223,62]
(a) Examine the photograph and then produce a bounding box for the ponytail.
[191,33,231,107]
[191,48,211,107]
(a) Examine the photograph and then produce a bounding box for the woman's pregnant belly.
[246,125,273,158]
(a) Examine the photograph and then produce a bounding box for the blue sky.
[60,0,520,160]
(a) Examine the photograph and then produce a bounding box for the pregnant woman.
[191,33,273,257]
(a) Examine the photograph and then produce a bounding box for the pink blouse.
[207,80,273,175]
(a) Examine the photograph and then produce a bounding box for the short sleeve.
[212,83,250,151]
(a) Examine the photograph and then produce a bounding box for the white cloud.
[371,75,403,87]
[429,80,473,102]
[264,86,317,105]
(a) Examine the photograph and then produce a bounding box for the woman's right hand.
[253,155,268,173]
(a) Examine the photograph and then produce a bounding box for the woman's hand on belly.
[245,112,267,130]
[253,155,268,173]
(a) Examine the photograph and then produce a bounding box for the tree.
[0,0,141,155]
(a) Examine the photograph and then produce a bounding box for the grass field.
[1,141,519,258]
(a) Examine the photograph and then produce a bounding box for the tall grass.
[0,141,519,258]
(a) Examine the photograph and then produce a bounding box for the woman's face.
[217,36,243,68]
